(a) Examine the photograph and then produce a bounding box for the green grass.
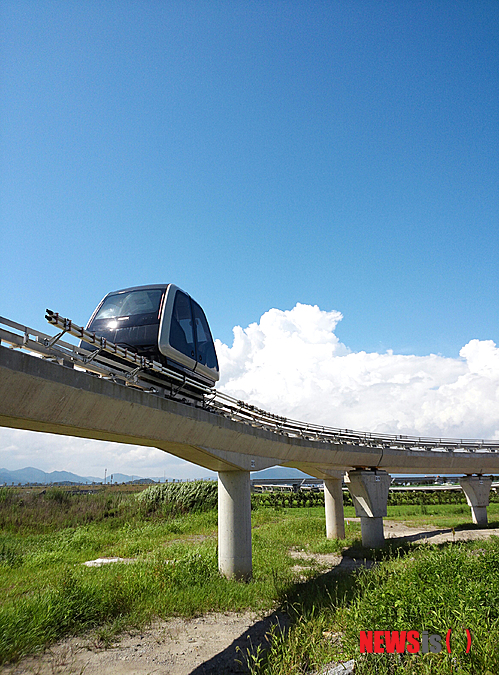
[257,537,499,675]
[1,486,499,672]
[384,502,499,530]
[1,493,360,664]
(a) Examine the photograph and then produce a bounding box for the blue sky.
[1,1,498,478]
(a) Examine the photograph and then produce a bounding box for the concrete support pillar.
[459,475,492,526]
[324,475,345,539]
[346,470,391,548]
[218,470,252,580]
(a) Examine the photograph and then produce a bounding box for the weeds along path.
[3,522,499,675]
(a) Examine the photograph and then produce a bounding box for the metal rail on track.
[1,314,498,455]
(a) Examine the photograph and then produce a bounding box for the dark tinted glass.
[192,301,218,370]
[169,291,195,359]
[94,290,163,321]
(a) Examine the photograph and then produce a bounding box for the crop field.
[1,483,499,674]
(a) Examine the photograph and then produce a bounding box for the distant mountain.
[250,467,312,480]
[0,467,102,485]
[107,473,140,484]
[0,467,178,485]
[1,466,299,486]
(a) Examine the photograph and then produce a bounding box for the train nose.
[96,328,118,342]
[114,324,158,350]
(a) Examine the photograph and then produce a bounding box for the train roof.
[105,284,171,295]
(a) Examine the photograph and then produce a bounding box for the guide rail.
[1,314,498,455]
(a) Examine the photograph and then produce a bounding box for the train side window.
[170,291,195,359]
[191,300,218,369]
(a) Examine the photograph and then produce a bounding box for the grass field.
[1,485,498,673]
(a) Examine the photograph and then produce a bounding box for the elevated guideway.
[1,315,499,577]
[2,341,499,476]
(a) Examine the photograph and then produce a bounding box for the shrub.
[136,480,218,515]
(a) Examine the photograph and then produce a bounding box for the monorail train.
[83,284,219,386]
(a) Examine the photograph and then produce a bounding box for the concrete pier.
[459,475,492,526]
[346,469,391,548]
[324,474,345,539]
[218,470,252,580]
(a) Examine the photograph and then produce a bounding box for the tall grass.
[136,480,218,514]
[0,486,145,533]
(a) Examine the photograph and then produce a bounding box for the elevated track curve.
[1,316,498,477]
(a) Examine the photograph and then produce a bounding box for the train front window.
[169,291,196,360]
[94,290,163,321]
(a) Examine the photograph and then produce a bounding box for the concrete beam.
[459,475,492,526]
[3,346,499,475]
[346,470,391,548]
[218,471,252,580]
[324,473,345,539]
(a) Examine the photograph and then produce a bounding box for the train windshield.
[94,289,163,321]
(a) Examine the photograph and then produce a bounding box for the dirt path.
[382,519,499,545]
[3,520,499,675]
[1,611,288,675]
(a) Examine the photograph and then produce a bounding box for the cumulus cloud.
[216,304,499,440]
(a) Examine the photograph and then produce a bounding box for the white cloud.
[2,303,499,477]
[216,304,499,440]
